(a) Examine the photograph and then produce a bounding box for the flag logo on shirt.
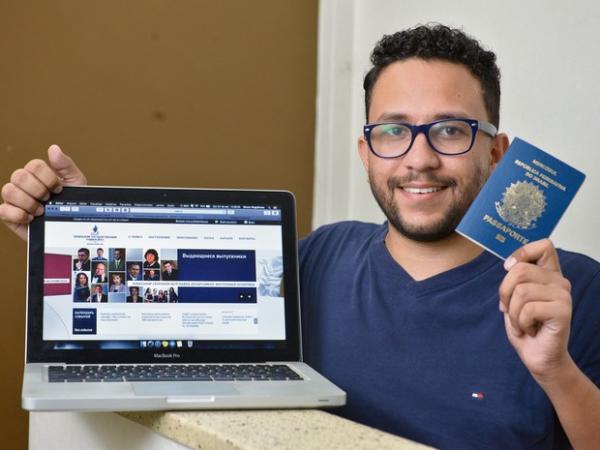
[471,392,484,400]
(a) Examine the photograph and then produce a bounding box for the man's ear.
[490,132,510,170]
[358,135,370,172]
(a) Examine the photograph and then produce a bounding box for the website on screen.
[42,201,286,343]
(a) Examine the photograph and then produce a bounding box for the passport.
[456,137,586,259]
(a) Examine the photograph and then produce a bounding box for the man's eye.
[381,125,407,137]
[434,123,470,139]
[440,126,461,136]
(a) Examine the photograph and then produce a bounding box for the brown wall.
[0,1,318,448]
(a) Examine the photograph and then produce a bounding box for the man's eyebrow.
[430,112,473,120]
[375,112,410,122]
[374,111,475,123]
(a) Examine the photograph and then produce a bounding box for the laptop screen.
[27,187,301,363]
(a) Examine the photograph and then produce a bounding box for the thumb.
[504,238,561,273]
[47,145,88,185]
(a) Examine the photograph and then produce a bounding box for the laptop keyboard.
[48,364,304,383]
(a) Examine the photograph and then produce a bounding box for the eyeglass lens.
[370,120,474,156]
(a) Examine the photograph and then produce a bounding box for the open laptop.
[23,186,345,411]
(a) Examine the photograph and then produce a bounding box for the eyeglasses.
[363,118,498,159]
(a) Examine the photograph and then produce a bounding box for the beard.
[369,165,488,242]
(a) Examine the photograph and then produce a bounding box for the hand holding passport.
[457,138,586,259]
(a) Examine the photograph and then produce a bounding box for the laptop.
[23,186,345,411]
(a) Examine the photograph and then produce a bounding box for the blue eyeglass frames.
[363,118,498,159]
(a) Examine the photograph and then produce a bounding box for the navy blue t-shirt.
[299,221,600,449]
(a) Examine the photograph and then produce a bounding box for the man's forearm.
[538,357,600,450]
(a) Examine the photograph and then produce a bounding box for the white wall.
[314,0,600,261]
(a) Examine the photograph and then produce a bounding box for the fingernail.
[499,302,506,313]
[504,256,517,271]
[52,185,63,194]
[35,206,44,216]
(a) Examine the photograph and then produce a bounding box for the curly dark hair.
[363,24,501,127]
[144,248,159,261]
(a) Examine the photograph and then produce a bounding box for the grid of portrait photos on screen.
[72,247,179,304]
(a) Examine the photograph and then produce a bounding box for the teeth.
[402,187,442,194]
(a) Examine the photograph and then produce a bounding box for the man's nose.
[402,131,441,171]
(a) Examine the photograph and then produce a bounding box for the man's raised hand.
[0,145,87,240]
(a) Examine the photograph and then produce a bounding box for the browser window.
[42,201,286,349]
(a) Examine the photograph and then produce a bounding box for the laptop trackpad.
[133,382,239,396]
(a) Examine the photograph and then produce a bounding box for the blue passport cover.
[456,137,586,259]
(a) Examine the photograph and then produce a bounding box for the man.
[127,262,142,281]
[0,24,598,449]
[73,248,90,271]
[110,248,125,271]
[161,261,178,280]
[92,247,107,261]
[91,284,108,303]
[91,262,108,284]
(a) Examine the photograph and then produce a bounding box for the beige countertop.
[120,409,434,450]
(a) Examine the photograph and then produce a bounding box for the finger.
[1,221,29,241]
[47,145,88,185]
[0,203,32,241]
[23,159,63,195]
[504,239,561,273]
[0,201,33,222]
[514,299,571,338]
[503,311,524,338]
[498,262,571,312]
[505,282,571,336]
[10,167,52,203]
[1,183,44,216]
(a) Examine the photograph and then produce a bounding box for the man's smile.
[400,185,446,194]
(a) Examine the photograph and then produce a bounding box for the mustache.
[386,173,457,190]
